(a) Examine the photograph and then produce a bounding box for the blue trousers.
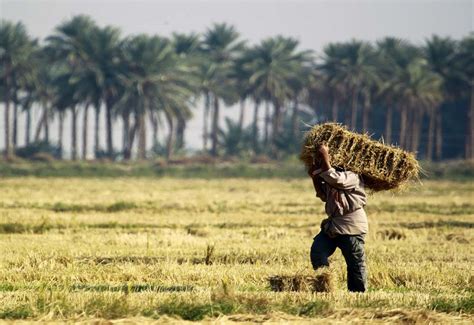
[310,231,367,292]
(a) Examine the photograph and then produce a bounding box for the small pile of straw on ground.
[300,123,420,191]
[268,272,334,292]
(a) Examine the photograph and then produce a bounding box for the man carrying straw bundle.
[308,143,368,292]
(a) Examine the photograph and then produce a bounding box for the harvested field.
[0,177,473,322]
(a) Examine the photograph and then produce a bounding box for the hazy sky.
[0,0,472,155]
[2,0,472,49]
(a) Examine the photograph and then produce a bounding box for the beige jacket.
[315,168,368,236]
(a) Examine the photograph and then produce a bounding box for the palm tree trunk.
[3,69,13,159]
[34,109,45,142]
[385,105,393,145]
[26,108,31,146]
[44,106,49,144]
[271,100,281,156]
[467,82,474,159]
[166,112,175,160]
[94,105,100,157]
[252,101,260,154]
[264,101,270,146]
[407,107,416,151]
[411,108,422,153]
[82,104,89,160]
[435,110,442,160]
[238,99,245,133]
[58,111,64,159]
[350,87,359,130]
[13,102,18,148]
[176,116,185,150]
[105,97,114,158]
[72,107,78,161]
[406,108,414,151]
[344,102,351,127]
[203,92,210,151]
[123,113,130,160]
[211,95,219,157]
[426,108,435,161]
[399,106,408,148]
[362,93,370,133]
[331,98,339,122]
[4,95,11,159]
[128,117,138,159]
[291,97,299,141]
[272,101,282,143]
[149,112,158,149]
[138,111,147,160]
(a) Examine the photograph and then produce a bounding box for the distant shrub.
[94,149,121,161]
[31,152,56,162]
[15,141,61,160]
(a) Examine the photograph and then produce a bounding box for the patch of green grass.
[0,222,63,234]
[281,299,332,317]
[51,202,90,212]
[397,220,474,229]
[83,295,134,319]
[430,294,474,313]
[0,305,33,319]
[106,201,137,212]
[155,299,237,321]
[368,202,474,216]
[51,201,137,213]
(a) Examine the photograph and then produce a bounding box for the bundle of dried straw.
[300,123,420,191]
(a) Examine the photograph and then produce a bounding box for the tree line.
[1,16,473,161]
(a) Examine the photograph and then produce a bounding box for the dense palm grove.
[1,16,473,161]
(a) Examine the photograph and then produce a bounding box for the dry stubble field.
[0,177,473,323]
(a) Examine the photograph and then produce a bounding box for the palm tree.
[0,20,34,159]
[457,35,474,159]
[376,38,421,147]
[46,15,101,159]
[202,23,243,156]
[53,71,81,160]
[321,40,378,131]
[16,46,40,147]
[172,33,201,150]
[288,65,312,142]
[33,56,56,144]
[424,35,458,160]
[400,60,443,154]
[243,36,309,155]
[320,43,349,124]
[88,25,124,159]
[231,45,253,143]
[119,34,196,160]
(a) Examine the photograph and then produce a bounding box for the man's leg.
[310,231,337,269]
[337,235,367,292]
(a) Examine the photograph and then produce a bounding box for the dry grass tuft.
[445,233,470,244]
[377,229,407,240]
[300,123,420,191]
[311,268,334,293]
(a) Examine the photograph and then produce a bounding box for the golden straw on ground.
[300,123,420,191]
